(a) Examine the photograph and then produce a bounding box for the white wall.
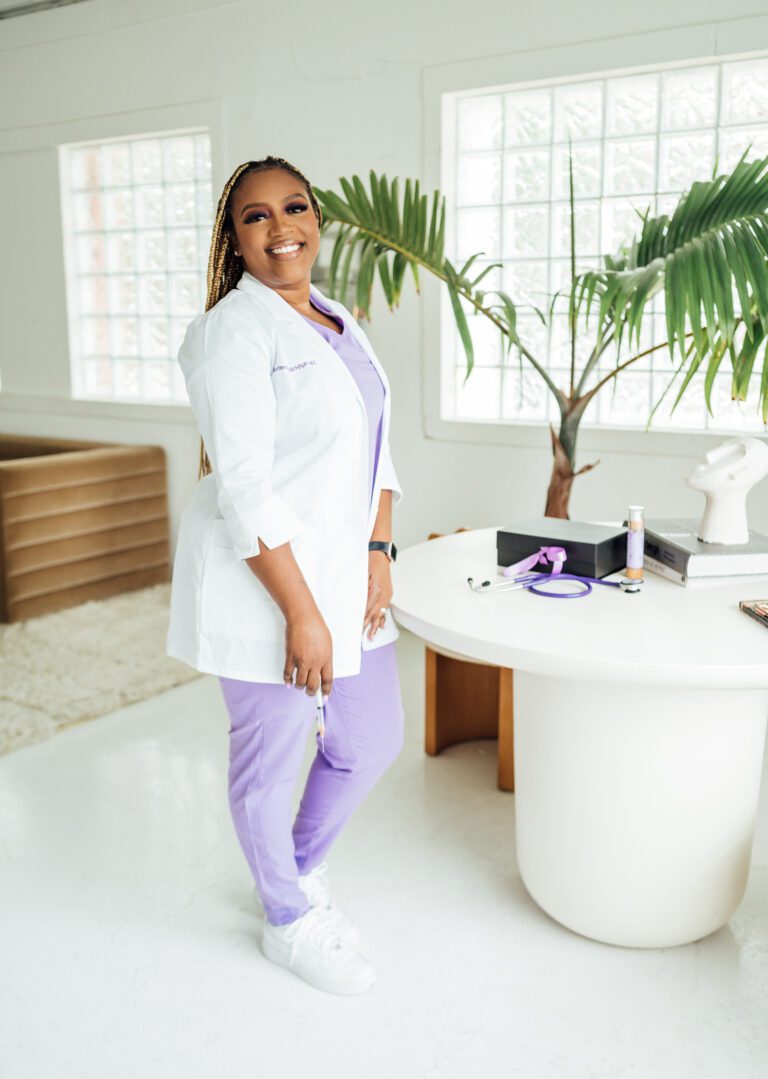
[1,0,768,548]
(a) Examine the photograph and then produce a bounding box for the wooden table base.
[424,646,515,791]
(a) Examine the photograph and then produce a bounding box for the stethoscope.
[467,545,644,598]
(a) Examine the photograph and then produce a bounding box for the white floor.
[1,629,767,1079]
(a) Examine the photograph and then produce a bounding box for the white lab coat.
[165,269,403,682]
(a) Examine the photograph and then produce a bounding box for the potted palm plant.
[313,150,768,519]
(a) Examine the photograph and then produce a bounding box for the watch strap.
[368,540,397,562]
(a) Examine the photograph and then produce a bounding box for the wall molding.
[0,390,197,426]
[424,413,767,460]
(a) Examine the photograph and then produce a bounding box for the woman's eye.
[244,203,307,224]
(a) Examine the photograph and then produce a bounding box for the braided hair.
[197,155,324,479]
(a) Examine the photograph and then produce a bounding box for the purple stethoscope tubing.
[503,569,621,598]
[473,544,623,599]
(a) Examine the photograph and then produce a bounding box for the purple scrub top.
[300,291,385,509]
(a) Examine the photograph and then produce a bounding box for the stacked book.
[643,518,768,587]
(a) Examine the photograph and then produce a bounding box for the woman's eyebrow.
[240,193,306,216]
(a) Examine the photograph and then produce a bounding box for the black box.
[496,517,627,579]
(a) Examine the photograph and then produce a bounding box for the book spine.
[643,536,691,578]
[643,555,687,585]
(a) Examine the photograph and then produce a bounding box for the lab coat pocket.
[211,515,317,582]
[201,517,323,643]
[361,605,400,650]
[201,519,284,640]
[210,517,236,549]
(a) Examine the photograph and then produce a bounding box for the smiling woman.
[237,183,314,267]
[165,154,405,995]
[203,163,344,344]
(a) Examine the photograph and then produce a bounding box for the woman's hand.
[284,611,333,697]
[363,551,393,639]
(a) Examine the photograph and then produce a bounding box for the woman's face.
[228,168,319,292]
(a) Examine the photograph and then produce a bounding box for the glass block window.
[447,54,768,433]
[60,131,213,403]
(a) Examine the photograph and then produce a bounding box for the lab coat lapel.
[235,270,367,411]
[235,270,393,529]
[322,293,392,399]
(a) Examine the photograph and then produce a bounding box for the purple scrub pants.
[218,640,405,926]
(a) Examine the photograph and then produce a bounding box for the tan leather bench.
[0,434,170,622]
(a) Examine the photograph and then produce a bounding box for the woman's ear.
[227,228,241,257]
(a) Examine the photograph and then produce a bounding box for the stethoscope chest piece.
[618,577,644,593]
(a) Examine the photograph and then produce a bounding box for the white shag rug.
[0,583,202,757]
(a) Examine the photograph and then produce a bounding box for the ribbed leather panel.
[0,437,171,623]
[5,496,168,549]
[4,472,166,521]
[10,566,169,622]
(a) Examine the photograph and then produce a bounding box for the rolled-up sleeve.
[376,431,403,505]
[179,305,305,560]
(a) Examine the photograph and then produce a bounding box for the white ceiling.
[0,0,89,15]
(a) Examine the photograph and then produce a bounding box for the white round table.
[390,526,768,948]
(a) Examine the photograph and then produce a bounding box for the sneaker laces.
[284,905,343,959]
[298,861,331,908]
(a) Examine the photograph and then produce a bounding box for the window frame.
[421,16,768,456]
[59,126,214,406]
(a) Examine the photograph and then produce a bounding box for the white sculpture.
[686,436,768,544]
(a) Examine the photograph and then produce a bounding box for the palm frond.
[571,151,768,420]
[314,170,447,315]
[314,170,537,382]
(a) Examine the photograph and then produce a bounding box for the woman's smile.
[266,241,306,261]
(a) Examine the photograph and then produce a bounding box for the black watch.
[368,540,397,562]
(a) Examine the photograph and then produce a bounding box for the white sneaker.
[252,861,362,949]
[261,906,376,995]
[297,862,362,949]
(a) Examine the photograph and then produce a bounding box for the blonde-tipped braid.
[197,156,324,480]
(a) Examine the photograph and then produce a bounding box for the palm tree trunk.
[544,409,600,519]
